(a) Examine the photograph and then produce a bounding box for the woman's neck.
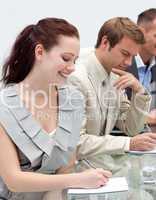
[17,78,58,112]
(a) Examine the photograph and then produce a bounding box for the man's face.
[142,19,156,57]
[104,36,140,71]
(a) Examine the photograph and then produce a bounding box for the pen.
[81,159,96,169]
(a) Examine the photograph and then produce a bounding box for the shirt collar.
[88,50,109,84]
[135,54,156,69]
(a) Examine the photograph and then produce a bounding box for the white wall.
[0,0,156,67]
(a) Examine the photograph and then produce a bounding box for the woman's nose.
[66,64,75,73]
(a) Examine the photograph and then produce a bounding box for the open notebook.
[68,177,128,195]
[128,148,156,155]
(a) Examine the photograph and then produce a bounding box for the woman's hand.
[78,168,112,189]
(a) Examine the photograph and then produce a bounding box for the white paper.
[128,148,156,155]
[68,177,128,195]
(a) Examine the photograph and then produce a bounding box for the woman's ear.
[35,44,45,61]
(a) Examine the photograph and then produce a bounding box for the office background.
[0,0,155,69]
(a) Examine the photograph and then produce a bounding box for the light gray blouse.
[0,85,84,200]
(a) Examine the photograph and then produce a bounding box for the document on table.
[128,148,156,155]
[68,177,128,195]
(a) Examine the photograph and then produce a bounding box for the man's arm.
[112,68,151,136]
[115,91,151,136]
[69,71,156,159]
[68,73,131,158]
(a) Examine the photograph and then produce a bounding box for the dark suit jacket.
[126,57,156,110]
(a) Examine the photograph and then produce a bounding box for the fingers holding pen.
[78,159,112,188]
[80,168,112,188]
[96,168,112,178]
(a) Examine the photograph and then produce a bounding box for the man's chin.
[116,65,127,71]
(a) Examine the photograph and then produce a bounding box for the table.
[68,125,156,200]
[68,153,156,200]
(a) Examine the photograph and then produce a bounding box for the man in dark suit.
[126,8,156,125]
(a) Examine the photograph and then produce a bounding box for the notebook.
[128,148,156,155]
[68,177,128,195]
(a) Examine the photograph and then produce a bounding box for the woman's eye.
[62,57,70,62]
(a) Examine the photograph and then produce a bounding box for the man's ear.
[101,36,110,49]
[139,25,146,35]
[35,44,45,61]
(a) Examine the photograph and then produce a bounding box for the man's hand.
[130,132,156,151]
[112,68,145,93]
[147,109,156,125]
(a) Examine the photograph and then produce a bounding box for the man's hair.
[95,17,145,48]
[137,8,156,25]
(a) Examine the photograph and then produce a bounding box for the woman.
[0,18,111,200]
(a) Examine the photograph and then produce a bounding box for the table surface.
[68,126,156,200]
[68,153,156,200]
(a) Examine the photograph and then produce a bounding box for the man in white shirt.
[126,8,156,125]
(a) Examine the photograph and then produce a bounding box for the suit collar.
[135,55,156,82]
[151,64,156,82]
[86,51,109,84]
[84,52,120,133]
[135,54,156,69]
[127,58,139,80]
